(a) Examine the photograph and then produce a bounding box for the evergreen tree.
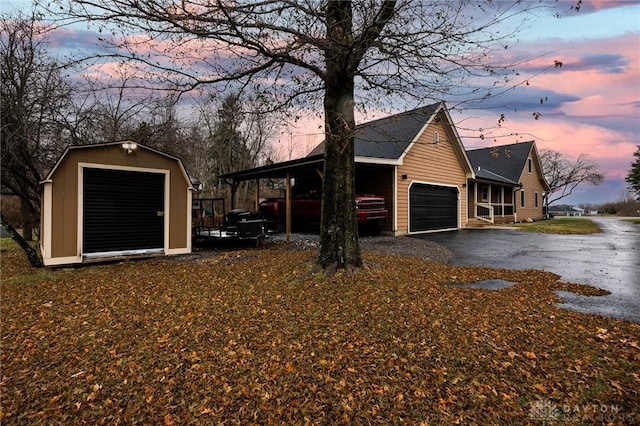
[626,146,640,200]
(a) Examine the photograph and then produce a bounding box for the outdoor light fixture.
[122,142,137,154]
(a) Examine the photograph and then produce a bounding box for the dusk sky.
[3,0,639,206]
[287,1,640,206]
[453,0,640,206]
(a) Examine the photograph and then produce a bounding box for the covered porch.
[467,180,519,225]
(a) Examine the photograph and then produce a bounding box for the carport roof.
[220,154,325,181]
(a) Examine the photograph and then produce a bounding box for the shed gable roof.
[308,103,442,160]
[41,141,193,189]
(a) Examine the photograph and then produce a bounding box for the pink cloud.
[580,1,635,12]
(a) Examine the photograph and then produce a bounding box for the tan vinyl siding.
[516,149,547,221]
[168,171,189,249]
[396,118,468,234]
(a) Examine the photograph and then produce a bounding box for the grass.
[1,239,638,424]
[623,218,640,224]
[515,217,601,234]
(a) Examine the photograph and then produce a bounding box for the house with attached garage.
[221,102,549,235]
[39,141,194,266]
[306,102,474,234]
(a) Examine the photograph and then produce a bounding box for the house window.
[534,191,539,208]
[434,131,439,146]
[481,185,489,202]
[528,158,532,174]
[520,190,525,208]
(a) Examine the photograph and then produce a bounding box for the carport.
[221,154,324,240]
[220,154,393,240]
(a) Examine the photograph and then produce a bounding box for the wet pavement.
[413,217,640,323]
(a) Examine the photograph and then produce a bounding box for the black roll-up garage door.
[409,183,458,232]
[83,168,165,255]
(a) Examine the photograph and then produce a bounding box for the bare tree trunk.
[319,86,361,273]
[1,212,43,267]
[20,197,33,241]
[319,1,361,273]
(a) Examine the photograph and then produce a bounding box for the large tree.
[47,0,561,272]
[1,10,74,247]
[626,146,640,200]
[540,149,604,207]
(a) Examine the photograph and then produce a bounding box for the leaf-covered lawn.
[2,240,638,425]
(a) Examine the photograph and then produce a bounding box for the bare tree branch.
[540,149,604,206]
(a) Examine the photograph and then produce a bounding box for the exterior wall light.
[122,142,138,153]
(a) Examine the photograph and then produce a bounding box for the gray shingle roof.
[466,141,535,185]
[308,103,442,159]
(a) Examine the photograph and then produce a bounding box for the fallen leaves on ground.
[1,242,638,425]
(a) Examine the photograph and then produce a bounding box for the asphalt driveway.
[413,217,640,323]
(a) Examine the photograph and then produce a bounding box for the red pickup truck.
[259,183,387,235]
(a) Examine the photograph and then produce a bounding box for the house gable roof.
[307,102,474,175]
[308,103,442,160]
[466,141,540,186]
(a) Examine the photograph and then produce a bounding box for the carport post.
[254,178,260,211]
[286,172,291,242]
[228,179,237,210]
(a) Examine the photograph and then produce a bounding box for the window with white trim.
[520,189,525,208]
[481,184,489,202]
[534,191,539,208]
[528,158,532,174]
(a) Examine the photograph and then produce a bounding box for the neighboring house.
[466,141,550,224]
[40,141,193,266]
[222,103,549,235]
[548,205,586,217]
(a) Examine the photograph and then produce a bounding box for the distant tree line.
[1,11,283,242]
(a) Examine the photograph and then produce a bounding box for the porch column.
[488,184,492,216]
[474,181,478,218]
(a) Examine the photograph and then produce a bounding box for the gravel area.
[270,232,455,264]
[175,232,455,264]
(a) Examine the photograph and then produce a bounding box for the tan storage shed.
[40,142,193,266]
